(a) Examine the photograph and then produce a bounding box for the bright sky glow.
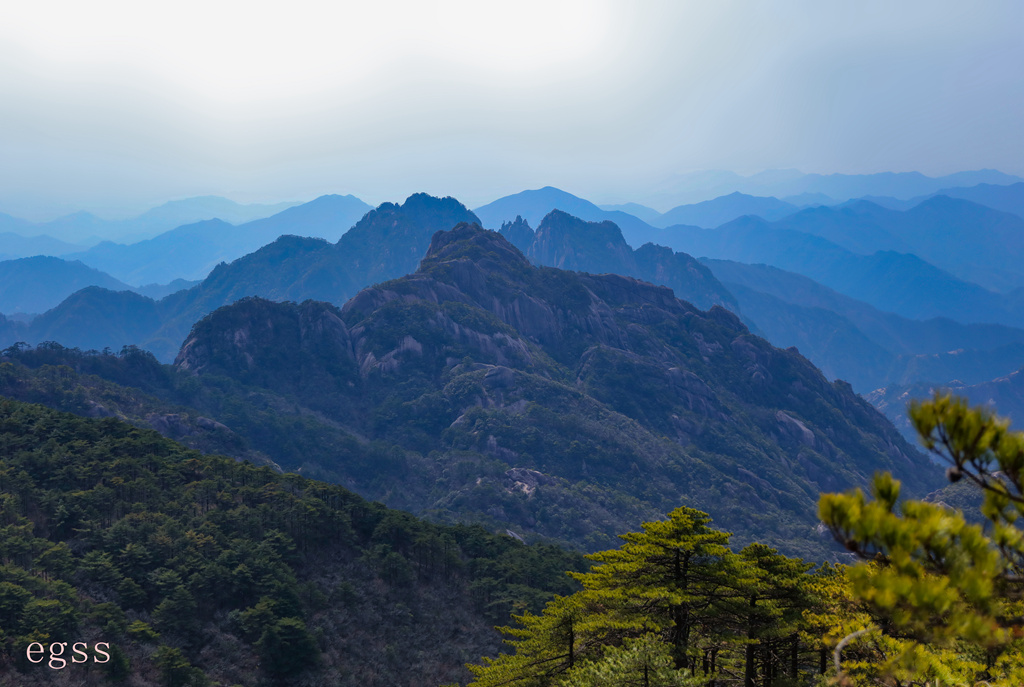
[0,0,1021,218]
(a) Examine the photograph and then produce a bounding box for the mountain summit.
[173,223,940,557]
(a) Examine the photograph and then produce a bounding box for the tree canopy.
[819,392,1024,685]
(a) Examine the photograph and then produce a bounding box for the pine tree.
[819,392,1024,684]
[468,506,822,686]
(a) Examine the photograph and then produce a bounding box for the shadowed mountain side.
[501,210,737,313]
[658,217,1024,328]
[28,287,166,354]
[720,284,894,391]
[0,255,134,314]
[170,223,940,558]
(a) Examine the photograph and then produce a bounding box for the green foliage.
[0,398,586,685]
[819,392,1024,684]
[468,506,824,686]
[256,616,319,679]
[562,635,698,687]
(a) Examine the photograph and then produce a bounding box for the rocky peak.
[528,209,637,275]
[499,215,535,254]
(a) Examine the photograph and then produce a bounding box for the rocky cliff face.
[506,209,738,313]
[173,224,940,557]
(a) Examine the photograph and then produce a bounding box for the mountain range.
[654,212,1024,329]
[637,168,1022,208]
[474,186,663,247]
[0,195,303,245]
[65,194,372,285]
[0,222,942,561]
[0,195,736,362]
[704,259,1024,393]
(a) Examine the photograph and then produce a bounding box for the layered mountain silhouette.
[657,214,1024,328]
[643,169,1022,208]
[854,183,1024,220]
[0,195,738,362]
[68,194,373,284]
[0,195,303,245]
[25,222,926,558]
[0,231,85,261]
[706,260,1024,392]
[500,210,736,312]
[0,256,134,314]
[474,186,663,246]
[654,192,800,228]
[768,196,1024,292]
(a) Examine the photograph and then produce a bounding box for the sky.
[1,0,1022,220]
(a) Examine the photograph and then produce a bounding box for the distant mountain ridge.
[67,194,373,284]
[0,256,134,314]
[704,259,1024,393]
[652,213,1024,328]
[474,186,662,247]
[0,195,305,245]
[501,210,737,313]
[655,192,801,228]
[639,169,1022,208]
[764,196,1024,293]
[0,195,740,362]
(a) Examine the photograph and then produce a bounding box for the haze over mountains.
[4,174,1024,454]
[636,168,1022,209]
[0,221,941,561]
[0,196,302,245]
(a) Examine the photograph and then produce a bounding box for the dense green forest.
[0,398,586,686]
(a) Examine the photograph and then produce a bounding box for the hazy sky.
[1,0,1022,219]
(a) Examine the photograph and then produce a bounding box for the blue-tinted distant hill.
[658,216,1024,328]
[654,192,800,228]
[500,211,737,313]
[703,259,1024,392]
[67,194,372,285]
[473,186,663,246]
[764,196,1024,292]
[0,256,133,314]
[115,195,304,241]
[0,195,305,245]
[926,182,1024,220]
[852,183,1024,220]
[0,231,85,260]
[645,168,1022,208]
[1,194,478,359]
[597,202,663,225]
